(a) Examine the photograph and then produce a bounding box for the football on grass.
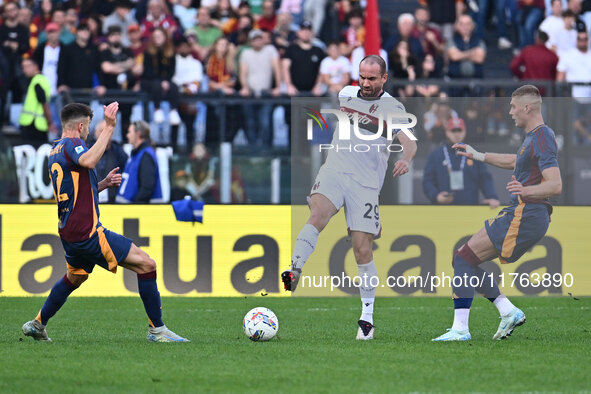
[243,307,278,341]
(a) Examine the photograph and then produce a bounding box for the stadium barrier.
[0,205,588,297]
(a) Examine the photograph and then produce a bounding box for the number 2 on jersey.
[363,203,379,220]
[51,162,69,202]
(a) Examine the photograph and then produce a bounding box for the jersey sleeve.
[390,100,411,136]
[533,128,559,171]
[63,138,89,166]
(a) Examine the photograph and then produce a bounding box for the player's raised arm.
[392,130,417,177]
[452,143,516,170]
[78,102,119,169]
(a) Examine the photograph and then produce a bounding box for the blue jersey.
[511,125,559,208]
[116,144,162,203]
[48,138,101,242]
[484,124,559,264]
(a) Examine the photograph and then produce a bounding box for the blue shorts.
[485,202,550,264]
[61,226,132,275]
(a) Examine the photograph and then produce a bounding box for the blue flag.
[171,198,204,223]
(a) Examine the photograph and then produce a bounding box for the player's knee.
[67,272,88,288]
[140,257,157,274]
[353,245,373,264]
[308,211,329,231]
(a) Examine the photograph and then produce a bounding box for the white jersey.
[321,85,408,190]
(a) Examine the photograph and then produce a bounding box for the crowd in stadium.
[1,0,591,149]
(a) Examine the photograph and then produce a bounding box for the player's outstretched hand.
[452,142,471,158]
[392,159,410,177]
[452,142,485,161]
[506,175,525,196]
[103,167,122,188]
[103,102,119,129]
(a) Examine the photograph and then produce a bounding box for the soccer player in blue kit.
[22,102,189,342]
[433,85,562,341]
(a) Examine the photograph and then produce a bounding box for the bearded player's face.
[358,61,386,97]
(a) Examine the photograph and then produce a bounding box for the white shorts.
[310,167,381,236]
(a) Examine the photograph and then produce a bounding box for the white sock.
[451,309,470,331]
[291,224,319,271]
[493,296,515,316]
[358,261,378,324]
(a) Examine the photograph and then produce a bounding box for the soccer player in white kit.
[282,55,417,340]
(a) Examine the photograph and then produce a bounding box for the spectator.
[414,54,442,98]
[388,39,417,98]
[0,1,30,103]
[423,99,459,143]
[282,20,325,95]
[384,13,424,60]
[271,11,297,56]
[557,30,591,99]
[191,7,223,59]
[99,25,136,135]
[17,6,36,56]
[258,0,277,32]
[447,15,486,81]
[173,0,198,30]
[64,7,79,35]
[57,23,103,96]
[516,0,545,48]
[510,30,558,86]
[103,0,137,47]
[567,0,588,31]
[38,8,75,46]
[420,0,461,43]
[319,41,351,95]
[128,24,146,57]
[92,120,128,203]
[142,27,181,126]
[389,39,417,79]
[205,36,237,95]
[140,0,179,40]
[32,0,53,33]
[343,8,364,49]
[239,29,281,146]
[423,117,500,207]
[204,35,241,145]
[18,58,56,146]
[227,13,254,46]
[412,6,445,58]
[87,14,106,48]
[540,0,565,41]
[548,9,577,54]
[303,0,327,37]
[279,0,303,26]
[117,120,163,203]
[210,0,239,34]
[172,36,203,152]
[573,104,591,144]
[476,0,513,49]
[33,22,61,98]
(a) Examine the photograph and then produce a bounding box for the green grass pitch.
[1,296,589,393]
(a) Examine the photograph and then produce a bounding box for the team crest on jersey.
[369,104,379,114]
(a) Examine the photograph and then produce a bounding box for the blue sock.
[137,271,163,328]
[474,266,501,302]
[37,274,78,325]
[452,245,481,310]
